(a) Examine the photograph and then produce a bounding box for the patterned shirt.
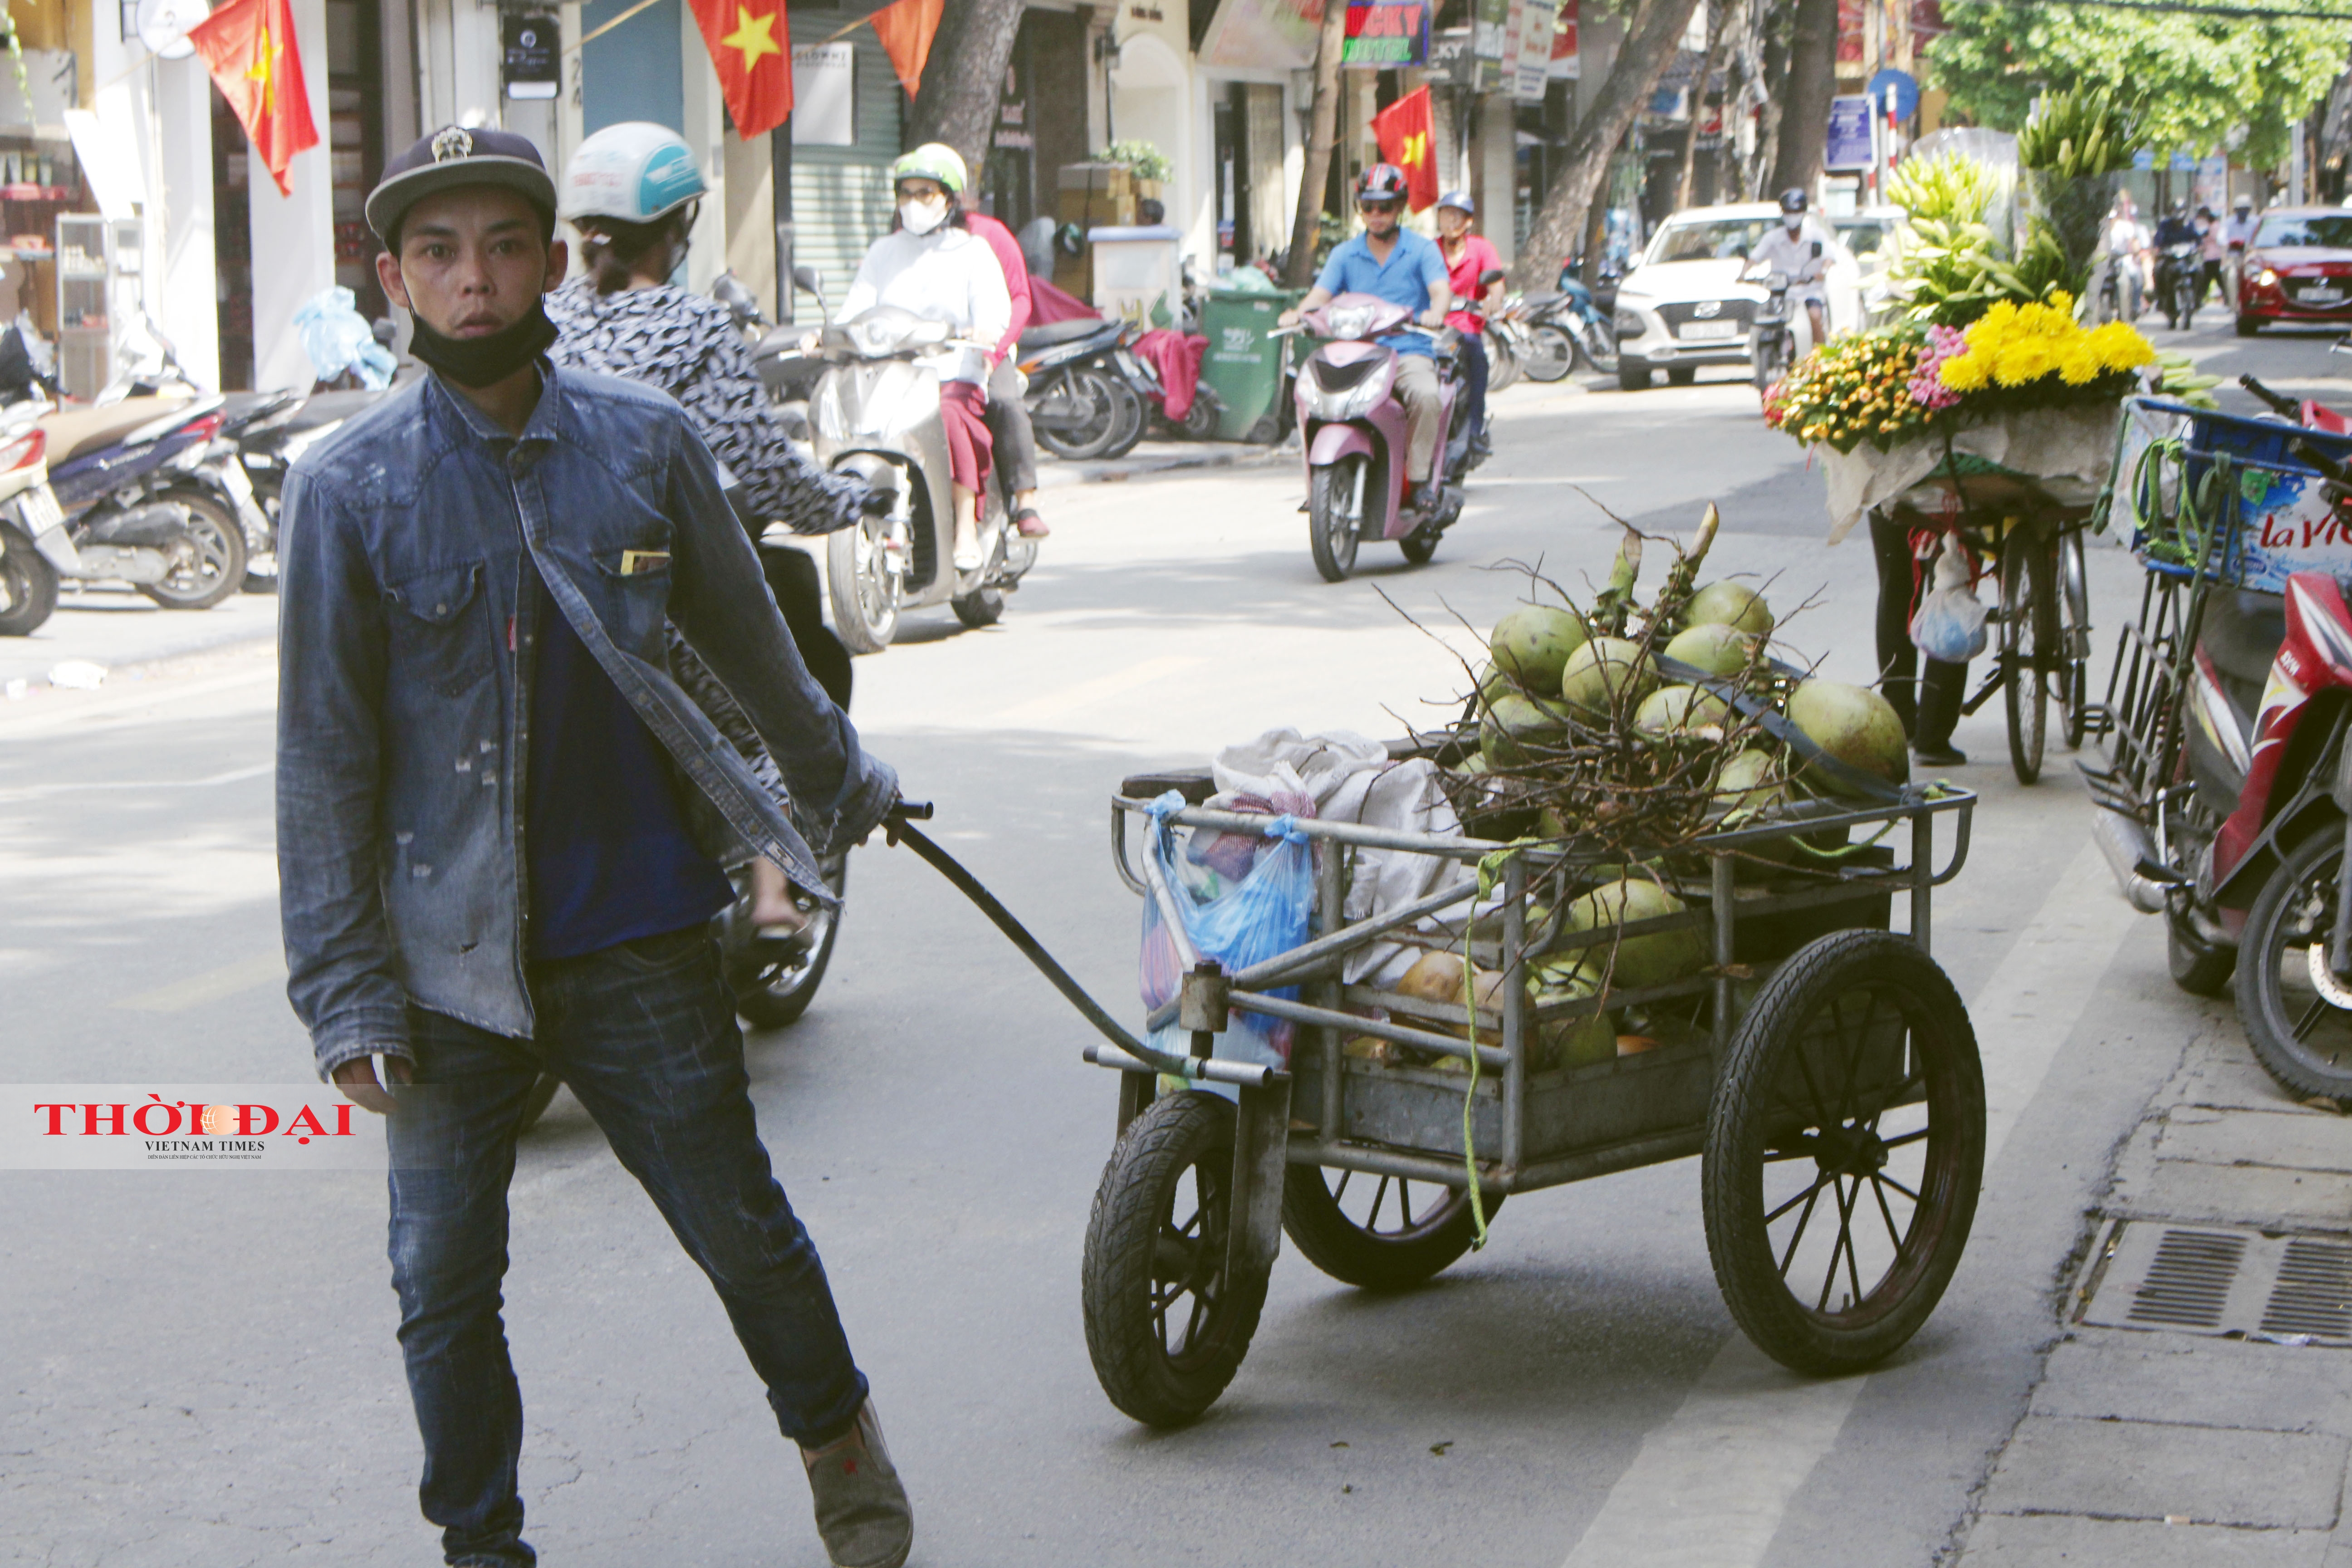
[546,279,868,535]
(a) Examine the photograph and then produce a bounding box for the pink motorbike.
[1279,293,1466,583]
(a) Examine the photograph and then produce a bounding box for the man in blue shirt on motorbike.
[1280,164,1453,511]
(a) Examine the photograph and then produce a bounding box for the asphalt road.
[3,308,2344,1568]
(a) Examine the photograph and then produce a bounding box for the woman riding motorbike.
[834,143,1012,573]
[1433,190,1503,456]
[548,121,874,937]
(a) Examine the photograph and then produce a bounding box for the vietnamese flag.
[1371,86,1439,213]
[689,0,793,139]
[872,0,944,98]
[187,0,319,198]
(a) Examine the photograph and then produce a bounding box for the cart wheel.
[1702,930,1985,1376]
[2001,533,2051,784]
[2058,527,2092,751]
[1082,1092,1268,1426]
[1281,1166,1503,1290]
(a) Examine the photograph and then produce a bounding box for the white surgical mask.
[900,197,948,235]
[1783,215,1802,232]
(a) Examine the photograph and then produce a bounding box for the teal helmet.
[889,142,968,196]
[561,122,706,225]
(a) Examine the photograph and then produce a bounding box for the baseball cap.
[367,125,559,245]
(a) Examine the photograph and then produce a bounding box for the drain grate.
[2260,1239,2352,1339]
[2128,1229,2247,1328]
[2080,1223,2352,1344]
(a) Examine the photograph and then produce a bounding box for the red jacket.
[1439,232,1500,335]
[965,212,1033,365]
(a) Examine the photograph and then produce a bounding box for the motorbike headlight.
[1326,305,1377,341]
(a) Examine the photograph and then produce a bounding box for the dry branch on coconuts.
[1354,502,1917,1077]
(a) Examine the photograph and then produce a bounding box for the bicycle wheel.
[2058,526,2092,750]
[2001,531,2051,784]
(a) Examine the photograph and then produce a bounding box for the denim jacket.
[276,365,897,1078]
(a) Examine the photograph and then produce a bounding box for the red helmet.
[1356,164,1409,205]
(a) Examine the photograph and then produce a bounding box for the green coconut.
[1634,683,1733,737]
[1480,693,1568,769]
[1489,605,1588,693]
[1787,678,1910,794]
[1558,637,1660,718]
[1558,877,1708,988]
[1684,581,1774,637]
[1663,621,1757,679]
[1710,749,1785,818]
[1474,662,1513,705]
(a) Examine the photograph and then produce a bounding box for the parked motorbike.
[0,400,61,637]
[2085,387,2352,1101]
[1527,276,1620,376]
[1016,316,1144,461]
[229,387,391,591]
[1278,292,1465,583]
[808,304,1038,651]
[2156,242,2201,330]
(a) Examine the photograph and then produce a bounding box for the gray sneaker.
[800,1398,912,1568]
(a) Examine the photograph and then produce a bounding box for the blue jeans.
[384,925,867,1567]
[1458,333,1489,443]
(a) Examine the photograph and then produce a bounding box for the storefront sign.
[501,14,559,101]
[1197,0,1323,70]
[1825,93,1873,171]
[1511,0,1557,100]
[791,43,855,147]
[1343,0,1428,67]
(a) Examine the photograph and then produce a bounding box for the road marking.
[0,664,277,739]
[116,952,286,1013]
[0,763,270,802]
[989,654,1204,729]
[1559,838,2141,1567]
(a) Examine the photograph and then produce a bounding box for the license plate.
[16,483,61,534]
[2303,286,2344,304]
[1678,320,1740,341]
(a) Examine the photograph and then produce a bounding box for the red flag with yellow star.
[689,0,792,139]
[187,0,318,197]
[1370,85,1439,213]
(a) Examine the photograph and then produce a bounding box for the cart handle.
[883,805,1230,1084]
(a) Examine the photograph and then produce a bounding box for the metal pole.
[771,115,794,326]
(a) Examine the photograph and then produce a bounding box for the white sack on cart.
[1207,727,1476,987]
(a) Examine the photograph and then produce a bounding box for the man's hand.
[333,1054,413,1117]
[1277,308,1301,328]
[1418,308,1447,329]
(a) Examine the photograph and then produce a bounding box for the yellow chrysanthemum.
[2055,341,2101,385]
[1940,353,1989,391]
[2046,290,2074,316]
[2086,320,2156,370]
[1994,337,2054,387]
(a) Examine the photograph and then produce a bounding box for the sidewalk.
[1034,435,1291,488]
[0,585,279,696]
[1952,1002,2352,1564]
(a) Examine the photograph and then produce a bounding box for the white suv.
[1610,202,1882,391]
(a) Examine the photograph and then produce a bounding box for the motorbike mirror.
[792,264,824,296]
[713,271,760,323]
[1810,240,1822,257]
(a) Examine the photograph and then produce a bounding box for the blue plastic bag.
[294,286,397,390]
[1138,791,1317,1073]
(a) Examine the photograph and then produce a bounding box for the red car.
[2235,206,2352,334]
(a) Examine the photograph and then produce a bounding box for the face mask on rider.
[900,196,949,235]
[1783,215,1803,233]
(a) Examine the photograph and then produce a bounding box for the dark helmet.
[1436,189,1475,217]
[1357,163,1409,205]
[1778,187,1808,214]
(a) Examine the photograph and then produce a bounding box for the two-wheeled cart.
[990,760,1987,1427]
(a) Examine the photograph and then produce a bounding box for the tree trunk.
[1515,0,1705,288]
[1675,2,1730,212]
[906,0,1028,185]
[1750,2,1793,201]
[1283,0,1353,288]
[1766,0,1836,196]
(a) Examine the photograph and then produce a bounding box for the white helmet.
[561,122,705,225]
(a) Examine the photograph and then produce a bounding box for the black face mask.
[406,298,558,389]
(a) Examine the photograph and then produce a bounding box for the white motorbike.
[808,304,1037,653]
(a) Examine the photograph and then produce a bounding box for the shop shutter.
[790,36,903,313]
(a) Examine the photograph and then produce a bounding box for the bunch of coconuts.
[1365,506,1913,1076]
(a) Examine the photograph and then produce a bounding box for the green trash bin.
[1197,284,1303,444]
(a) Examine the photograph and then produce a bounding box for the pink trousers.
[941,382,993,493]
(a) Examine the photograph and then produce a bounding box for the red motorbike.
[2087,377,2352,1100]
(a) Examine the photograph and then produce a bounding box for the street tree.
[1517,0,1706,287]
[906,0,1027,181]
[1284,0,1353,288]
[1767,0,1836,194]
[1925,2,2352,170]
